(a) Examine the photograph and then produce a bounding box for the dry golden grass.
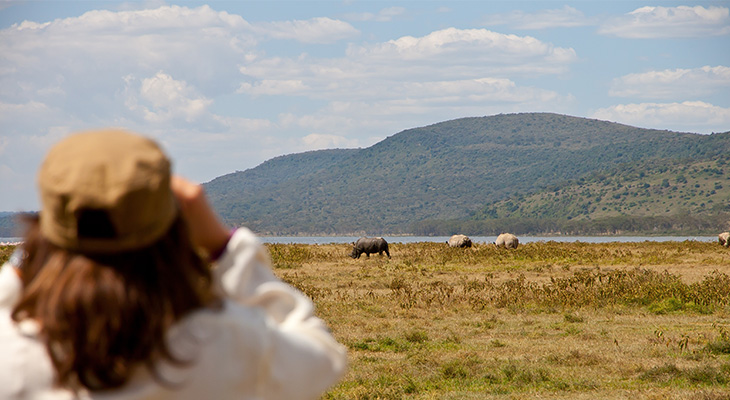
[267,241,730,399]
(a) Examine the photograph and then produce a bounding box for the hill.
[204,113,730,235]
[411,156,730,236]
[478,158,730,220]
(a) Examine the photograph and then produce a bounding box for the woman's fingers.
[171,175,230,257]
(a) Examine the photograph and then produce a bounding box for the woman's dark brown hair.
[11,214,221,391]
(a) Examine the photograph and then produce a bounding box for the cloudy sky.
[1,1,729,212]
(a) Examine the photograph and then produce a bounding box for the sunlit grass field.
[266,240,730,399]
[2,240,729,399]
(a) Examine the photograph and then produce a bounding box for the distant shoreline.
[258,235,718,245]
[1,235,719,247]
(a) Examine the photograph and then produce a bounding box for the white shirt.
[0,228,347,400]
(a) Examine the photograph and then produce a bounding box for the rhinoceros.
[448,234,472,248]
[719,232,730,247]
[351,237,391,259]
[495,233,519,249]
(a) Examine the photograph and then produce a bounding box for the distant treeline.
[410,213,730,236]
[2,212,728,239]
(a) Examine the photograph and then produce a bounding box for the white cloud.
[347,27,577,75]
[240,63,570,114]
[610,65,730,99]
[131,71,212,123]
[0,5,255,107]
[54,5,250,35]
[483,6,593,30]
[253,17,359,44]
[234,27,577,120]
[599,5,730,38]
[271,74,571,141]
[383,78,561,106]
[234,25,578,144]
[2,8,575,133]
[344,6,406,22]
[592,101,730,133]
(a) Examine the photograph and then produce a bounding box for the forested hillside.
[204,113,730,235]
[206,148,358,201]
[478,158,730,220]
[412,156,730,236]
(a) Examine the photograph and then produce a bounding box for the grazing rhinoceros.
[351,237,391,259]
[448,234,472,248]
[495,233,519,249]
[719,232,730,247]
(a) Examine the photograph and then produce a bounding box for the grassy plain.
[265,240,730,400]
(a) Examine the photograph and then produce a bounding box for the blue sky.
[1,1,729,212]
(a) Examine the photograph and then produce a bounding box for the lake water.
[1,235,719,246]
[259,235,719,245]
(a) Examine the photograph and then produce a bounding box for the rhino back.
[449,234,471,247]
[356,237,386,250]
[496,233,518,248]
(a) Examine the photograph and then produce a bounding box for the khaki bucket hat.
[38,129,178,254]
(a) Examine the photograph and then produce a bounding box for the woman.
[0,129,347,399]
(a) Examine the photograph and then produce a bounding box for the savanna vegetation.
[2,239,730,398]
[267,240,730,399]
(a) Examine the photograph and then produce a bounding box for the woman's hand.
[170,175,231,258]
